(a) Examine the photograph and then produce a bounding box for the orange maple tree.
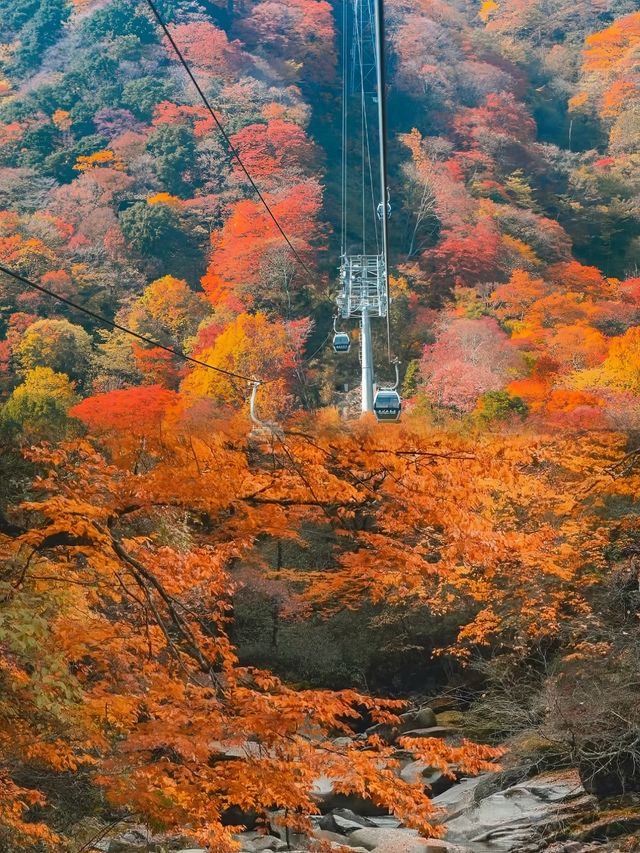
[1,425,508,849]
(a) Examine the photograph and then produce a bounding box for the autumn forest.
[1,0,640,850]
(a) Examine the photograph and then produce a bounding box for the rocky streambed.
[76,707,640,853]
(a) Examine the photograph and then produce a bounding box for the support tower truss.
[337,254,388,320]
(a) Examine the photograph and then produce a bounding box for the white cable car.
[333,332,351,353]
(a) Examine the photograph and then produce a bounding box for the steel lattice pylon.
[337,254,388,320]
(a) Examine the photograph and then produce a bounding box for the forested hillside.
[1,0,640,850]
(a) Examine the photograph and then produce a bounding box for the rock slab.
[438,770,597,851]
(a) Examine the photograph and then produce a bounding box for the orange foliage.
[236,0,336,84]
[492,270,549,321]
[546,389,604,413]
[147,192,182,207]
[229,120,316,189]
[2,432,513,847]
[506,378,548,410]
[600,327,640,393]
[544,323,608,372]
[575,12,640,120]
[52,109,71,131]
[164,22,245,79]
[583,12,640,75]
[71,385,177,437]
[548,261,612,297]
[74,149,126,172]
[201,181,322,309]
[131,343,184,388]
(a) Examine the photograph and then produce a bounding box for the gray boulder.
[314,829,347,844]
[108,830,151,852]
[345,827,458,853]
[398,761,458,798]
[400,727,457,740]
[346,828,425,852]
[406,708,438,730]
[366,708,438,745]
[439,770,596,851]
[399,761,443,787]
[244,836,287,852]
[311,775,389,816]
[319,809,377,834]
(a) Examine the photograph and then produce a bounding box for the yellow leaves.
[502,235,540,267]
[74,149,126,172]
[568,91,590,113]
[148,191,182,207]
[584,12,640,75]
[390,275,410,298]
[575,13,640,122]
[601,79,637,117]
[52,109,71,131]
[479,0,498,23]
[597,326,640,393]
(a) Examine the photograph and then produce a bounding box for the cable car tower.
[336,0,396,416]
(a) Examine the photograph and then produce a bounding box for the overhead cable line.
[0,263,259,384]
[373,0,393,363]
[340,0,348,259]
[143,0,316,282]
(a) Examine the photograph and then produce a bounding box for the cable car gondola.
[333,332,351,353]
[373,388,401,422]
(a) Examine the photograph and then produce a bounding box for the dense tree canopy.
[0,0,640,847]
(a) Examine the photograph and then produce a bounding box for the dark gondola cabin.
[333,332,351,353]
[373,389,401,421]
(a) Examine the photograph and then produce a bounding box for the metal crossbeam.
[337,254,388,319]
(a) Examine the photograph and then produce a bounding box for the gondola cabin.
[333,332,351,353]
[373,389,401,422]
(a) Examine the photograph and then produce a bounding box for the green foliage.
[401,359,421,398]
[120,201,184,258]
[0,430,34,521]
[82,0,158,45]
[0,0,41,36]
[14,319,93,384]
[119,200,204,279]
[11,0,71,73]
[42,134,107,183]
[18,124,62,168]
[91,330,141,393]
[1,367,79,442]
[147,124,197,194]
[474,391,528,424]
[505,170,539,211]
[121,78,175,120]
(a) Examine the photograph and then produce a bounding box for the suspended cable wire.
[340,0,348,259]
[356,0,366,254]
[363,0,381,254]
[143,0,315,282]
[372,0,394,362]
[0,263,260,384]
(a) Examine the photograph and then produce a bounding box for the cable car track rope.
[1,0,398,413]
[143,0,316,283]
[0,263,259,384]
